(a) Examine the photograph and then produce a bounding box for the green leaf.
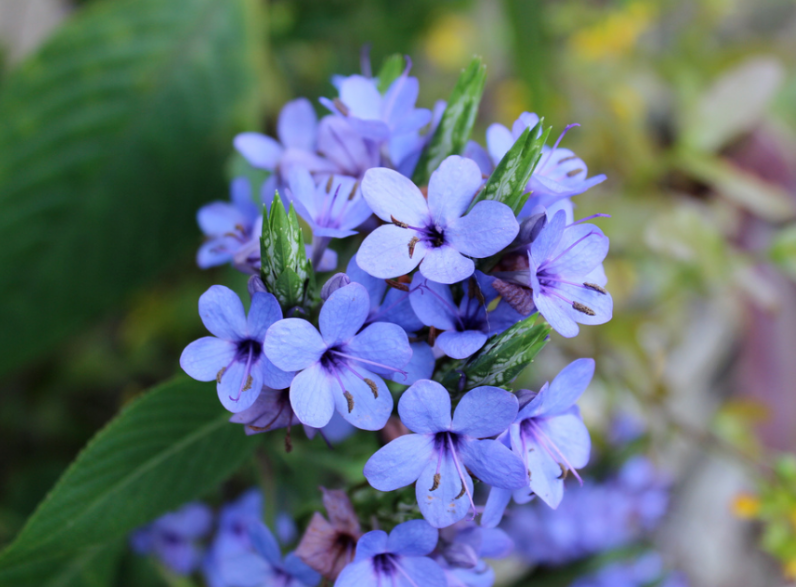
[0,377,259,578]
[472,121,551,215]
[770,224,796,282]
[412,57,486,186]
[0,0,265,377]
[376,54,405,94]
[0,541,124,587]
[442,314,550,391]
[273,268,305,312]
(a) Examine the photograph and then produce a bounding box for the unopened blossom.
[364,380,526,528]
[130,502,212,575]
[358,156,519,284]
[409,272,523,359]
[180,286,294,413]
[296,488,362,580]
[234,98,337,206]
[334,519,446,587]
[264,283,411,430]
[482,359,593,526]
[197,178,260,269]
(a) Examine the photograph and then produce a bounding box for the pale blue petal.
[286,165,320,222]
[261,356,295,391]
[511,427,564,509]
[290,363,335,428]
[345,322,412,372]
[346,255,386,310]
[265,319,327,372]
[249,521,282,567]
[278,98,317,151]
[448,562,494,587]
[446,201,519,258]
[333,559,378,587]
[333,368,393,431]
[180,337,236,381]
[427,155,484,227]
[234,132,283,170]
[231,177,259,220]
[479,528,513,559]
[317,116,376,176]
[196,238,235,269]
[379,288,424,333]
[197,202,245,236]
[545,225,609,277]
[435,330,487,360]
[339,75,382,120]
[485,123,514,165]
[361,167,429,225]
[199,285,247,341]
[396,556,447,587]
[364,433,435,491]
[530,210,566,265]
[419,245,474,285]
[248,292,283,340]
[283,552,322,586]
[408,276,458,330]
[393,342,435,385]
[354,530,389,561]
[536,411,591,469]
[416,453,473,528]
[452,387,518,438]
[357,225,424,279]
[481,486,512,529]
[392,108,431,135]
[387,519,439,556]
[557,283,613,326]
[521,358,594,418]
[459,439,527,490]
[346,117,390,141]
[463,140,493,176]
[218,359,263,414]
[398,379,451,434]
[534,289,579,338]
[319,282,370,346]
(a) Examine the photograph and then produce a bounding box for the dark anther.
[584,282,607,295]
[557,463,569,480]
[364,378,378,398]
[344,391,354,413]
[430,473,441,491]
[325,175,334,193]
[348,182,359,200]
[216,367,226,383]
[572,301,596,316]
[455,481,467,499]
[385,279,410,292]
[284,426,293,453]
[242,375,253,392]
[408,236,420,258]
[566,168,584,178]
[391,215,408,228]
[333,98,350,116]
[428,326,440,346]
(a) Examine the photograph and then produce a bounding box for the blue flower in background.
[197,178,260,269]
[569,552,688,587]
[264,283,411,430]
[434,521,514,587]
[364,380,526,528]
[180,286,294,413]
[130,502,212,575]
[357,156,519,284]
[334,519,446,587]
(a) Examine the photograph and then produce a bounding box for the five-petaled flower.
[334,519,446,587]
[265,283,411,430]
[364,380,527,528]
[357,155,519,284]
[180,286,294,413]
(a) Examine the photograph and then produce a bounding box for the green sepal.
[377,54,405,94]
[472,120,551,215]
[412,56,487,186]
[441,314,551,392]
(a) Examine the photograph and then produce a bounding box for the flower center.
[422,223,445,248]
[236,339,262,360]
[373,553,398,576]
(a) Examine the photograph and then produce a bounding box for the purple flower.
[357,156,519,284]
[234,98,337,206]
[569,552,686,587]
[334,519,446,587]
[482,359,594,526]
[434,522,513,587]
[286,169,372,239]
[180,286,294,413]
[130,502,212,575]
[264,283,411,430]
[216,521,321,587]
[409,272,524,359]
[197,178,260,269]
[317,116,380,179]
[364,380,526,528]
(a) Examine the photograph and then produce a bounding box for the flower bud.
[320,273,351,301]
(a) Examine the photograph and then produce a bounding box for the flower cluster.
[178,53,615,585]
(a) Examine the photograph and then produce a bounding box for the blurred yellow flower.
[424,14,477,71]
[571,3,653,62]
[730,492,760,519]
[493,78,531,126]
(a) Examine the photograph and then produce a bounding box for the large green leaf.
[0,542,124,587]
[0,377,259,580]
[0,0,265,376]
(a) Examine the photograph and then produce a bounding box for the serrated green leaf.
[412,57,486,185]
[273,268,306,311]
[376,54,405,94]
[0,377,258,577]
[0,0,265,377]
[473,121,551,215]
[443,314,550,391]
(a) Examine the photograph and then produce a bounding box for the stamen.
[325,175,334,194]
[584,282,607,294]
[415,281,465,330]
[393,559,422,587]
[229,344,256,402]
[348,181,359,200]
[569,213,611,226]
[344,391,354,413]
[216,367,226,383]
[455,482,467,499]
[428,325,439,346]
[572,301,595,316]
[390,215,408,228]
[446,434,476,520]
[385,279,409,292]
[247,395,289,431]
[430,473,441,491]
[540,123,580,170]
[333,97,350,116]
[566,168,584,178]
[364,378,379,398]
[539,231,597,271]
[528,421,583,485]
[407,236,420,258]
[329,350,407,376]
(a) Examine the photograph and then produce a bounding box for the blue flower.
[180,286,295,413]
[130,502,212,575]
[357,156,519,284]
[234,98,337,207]
[317,115,380,179]
[434,521,513,587]
[409,272,524,359]
[482,359,594,526]
[334,519,446,587]
[197,178,260,269]
[364,380,527,528]
[569,552,688,587]
[264,283,412,430]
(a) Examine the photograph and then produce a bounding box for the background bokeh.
[1,0,796,585]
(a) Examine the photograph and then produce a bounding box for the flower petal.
[459,438,527,490]
[378,287,424,333]
[435,330,487,360]
[485,123,514,165]
[234,132,283,170]
[334,559,378,587]
[446,201,519,258]
[247,292,283,340]
[353,530,389,561]
[427,155,484,227]
[228,387,297,432]
[511,425,564,508]
[260,355,295,391]
[283,552,322,586]
[536,410,591,469]
[265,318,327,372]
[248,521,282,567]
[408,276,458,330]
[180,337,236,381]
[277,98,317,151]
[357,225,424,279]
[345,321,412,371]
[556,282,613,327]
[395,556,447,587]
[521,358,594,418]
[464,140,494,176]
[346,255,386,310]
[289,363,335,428]
[332,368,393,431]
[545,225,609,277]
[387,519,438,556]
[199,285,248,341]
[393,342,435,385]
[533,289,579,338]
[339,75,382,120]
[481,486,512,529]
[317,115,377,176]
[398,379,451,434]
[479,528,514,559]
[452,386,518,438]
[361,167,429,225]
[197,202,245,236]
[319,282,371,346]
[416,452,473,528]
[530,210,566,265]
[217,358,263,414]
[419,245,473,285]
[364,434,434,494]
